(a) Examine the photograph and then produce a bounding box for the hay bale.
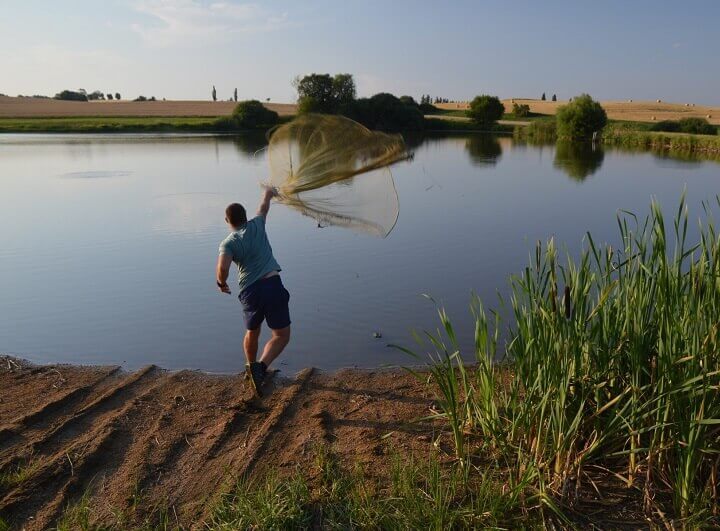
[708,115,713,119]
[651,116,656,120]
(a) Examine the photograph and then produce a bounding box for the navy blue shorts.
[238,275,291,330]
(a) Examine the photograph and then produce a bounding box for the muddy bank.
[0,356,437,530]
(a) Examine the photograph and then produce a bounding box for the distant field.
[437,99,720,125]
[0,96,295,118]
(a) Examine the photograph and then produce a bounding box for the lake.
[1,133,718,374]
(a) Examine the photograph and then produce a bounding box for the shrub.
[650,120,681,133]
[232,100,279,129]
[134,95,148,102]
[419,102,438,114]
[556,94,607,140]
[512,103,530,117]
[54,90,88,102]
[346,93,424,131]
[466,95,505,128]
[678,118,716,135]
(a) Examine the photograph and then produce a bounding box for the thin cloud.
[131,0,291,47]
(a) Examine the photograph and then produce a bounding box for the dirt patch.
[0,96,296,118]
[0,357,436,529]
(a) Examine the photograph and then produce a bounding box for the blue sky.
[2,0,719,104]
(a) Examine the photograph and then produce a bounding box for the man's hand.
[257,185,278,218]
[217,281,231,294]
[216,254,232,294]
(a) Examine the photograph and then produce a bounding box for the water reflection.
[465,134,502,166]
[231,133,268,157]
[553,141,605,181]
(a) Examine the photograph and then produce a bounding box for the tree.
[115,92,121,100]
[345,93,424,131]
[234,88,238,102]
[212,85,217,102]
[294,73,335,113]
[87,90,105,100]
[106,94,113,100]
[541,92,546,101]
[552,94,557,102]
[399,95,419,108]
[54,90,88,102]
[466,95,505,127]
[512,102,530,117]
[556,94,607,140]
[231,100,279,129]
[332,73,356,105]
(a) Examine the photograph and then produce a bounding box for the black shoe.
[249,362,267,397]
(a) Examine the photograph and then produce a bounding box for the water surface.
[1,133,717,373]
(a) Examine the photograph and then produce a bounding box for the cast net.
[266,114,408,238]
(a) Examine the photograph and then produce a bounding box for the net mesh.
[266,114,407,238]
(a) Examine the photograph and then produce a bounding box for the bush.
[556,94,607,140]
[54,90,88,102]
[419,102,438,114]
[678,118,716,135]
[345,93,424,131]
[466,95,505,128]
[232,100,279,129]
[134,95,148,102]
[650,120,681,133]
[512,103,530,118]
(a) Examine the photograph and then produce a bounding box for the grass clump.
[0,460,40,490]
[402,194,720,526]
[210,471,311,530]
[210,446,525,530]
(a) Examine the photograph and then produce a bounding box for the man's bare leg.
[244,327,261,364]
[259,326,290,368]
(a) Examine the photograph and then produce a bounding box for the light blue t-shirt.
[219,215,281,293]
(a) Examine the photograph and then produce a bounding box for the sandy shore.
[0,356,436,529]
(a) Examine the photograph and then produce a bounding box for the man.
[216,187,290,397]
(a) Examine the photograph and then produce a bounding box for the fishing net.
[266,114,408,238]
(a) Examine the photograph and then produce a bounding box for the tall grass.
[405,195,720,525]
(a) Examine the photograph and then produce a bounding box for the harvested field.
[0,96,296,118]
[0,357,436,530]
[438,99,720,125]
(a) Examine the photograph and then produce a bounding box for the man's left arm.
[216,253,233,294]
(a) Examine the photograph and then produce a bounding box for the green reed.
[407,194,720,523]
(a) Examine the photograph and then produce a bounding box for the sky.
[2,0,719,105]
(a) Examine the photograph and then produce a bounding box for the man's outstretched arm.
[256,186,278,218]
[216,253,232,294]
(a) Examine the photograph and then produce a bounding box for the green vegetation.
[0,460,39,490]
[511,102,530,118]
[400,195,720,526]
[54,90,88,102]
[650,117,718,136]
[346,93,424,132]
[466,95,505,129]
[210,446,526,529]
[556,93,607,140]
[294,72,356,114]
[0,116,222,133]
[603,123,720,154]
[229,100,279,129]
